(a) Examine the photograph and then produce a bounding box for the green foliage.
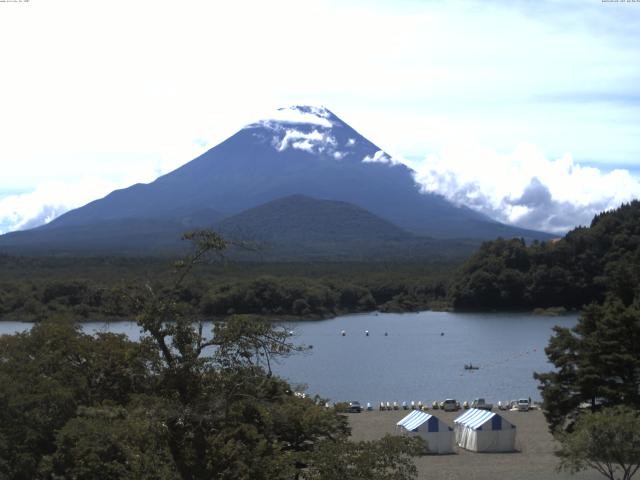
[202,276,381,317]
[0,232,425,479]
[41,404,177,480]
[556,406,640,480]
[304,435,426,480]
[535,297,640,432]
[0,319,158,479]
[450,201,640,310]
[0,256,456,321]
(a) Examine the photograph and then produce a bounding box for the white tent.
[453,408,516,452]
[396,410,454,454]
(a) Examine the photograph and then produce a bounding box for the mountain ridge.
[0,106,553,257]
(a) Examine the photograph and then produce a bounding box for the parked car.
[347,401,362,413]
[442,398,460,412]
[471,398,493,410]
[517,398,530,411]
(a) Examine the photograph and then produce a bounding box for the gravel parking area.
[347,408,603,480]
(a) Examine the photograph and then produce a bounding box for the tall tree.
[535,296,640,432]
[125,230,421,479]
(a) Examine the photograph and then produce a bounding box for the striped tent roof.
[396,410,432,431]
[454,408,505,431]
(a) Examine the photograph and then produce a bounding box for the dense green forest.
[449,201,640,311]
[530,205,640,478]
[0,255,454,321]
[4,200,640,321]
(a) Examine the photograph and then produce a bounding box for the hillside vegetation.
[0,256,454,321]
[449,201,640,310]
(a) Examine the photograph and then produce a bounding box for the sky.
[0,0,639,235]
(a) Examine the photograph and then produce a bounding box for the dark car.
[347,401,362,413]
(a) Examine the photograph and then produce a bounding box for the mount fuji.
[0,106,552,256]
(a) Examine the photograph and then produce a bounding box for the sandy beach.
[347,408,603,480]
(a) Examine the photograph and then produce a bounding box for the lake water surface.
[0,311,578,405]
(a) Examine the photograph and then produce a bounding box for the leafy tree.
[0,319,158,480]
[535,296,640,432]
[304,435,426,480]
[126,230,421,479]
[556,406,640,480]
[41,404,178,480]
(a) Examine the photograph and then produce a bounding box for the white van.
[517,398,530,411]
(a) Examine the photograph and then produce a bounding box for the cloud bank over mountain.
[412,144,640,234]
[0,179,119,234]
[3,140,638,237]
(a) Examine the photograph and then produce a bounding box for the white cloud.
[264,106,333,127]
[412,143,640,234]
[362,150,398,165]
[278,129,324,151]
[0,179,118,234]
[0,161,177,234]
[0,0,637,235]
[265,126,341,156]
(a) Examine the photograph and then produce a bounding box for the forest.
[0,256,452,322]
[448,201,640,311]
[3,201,640,322]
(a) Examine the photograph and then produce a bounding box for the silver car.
[442,398,459,412]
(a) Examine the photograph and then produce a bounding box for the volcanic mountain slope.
[0,106,552,256]
[213,195,476,260]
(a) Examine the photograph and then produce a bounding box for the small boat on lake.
[464,363,479,370]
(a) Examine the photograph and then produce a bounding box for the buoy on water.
[341,330,346,336]
[384,332,388,336]
[365,330,369,336]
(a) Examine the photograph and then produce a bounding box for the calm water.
[0,311,577,404]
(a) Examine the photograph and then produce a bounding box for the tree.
[303,435,426,480]
[0,318,158,480]
[126,230,422,479]
[41,404,178,480]
[534,296,640,432]
[557,406,640,480]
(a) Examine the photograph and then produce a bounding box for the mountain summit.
[0,106,552,256]
[241,105,395,165]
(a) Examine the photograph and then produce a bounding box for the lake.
[0,311,578,405]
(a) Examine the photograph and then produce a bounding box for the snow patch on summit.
[276,129,338,154]
[248,105,334,129]
[243,105,355,160]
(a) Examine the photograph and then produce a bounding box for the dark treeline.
[0,257,455,321]
[449,201,640,311]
